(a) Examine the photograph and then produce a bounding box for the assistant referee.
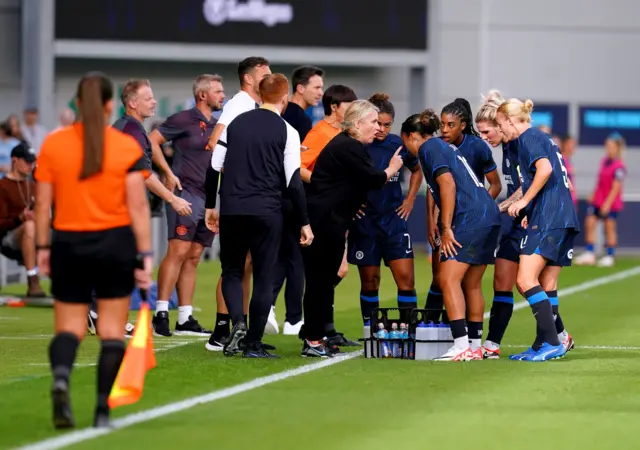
[207,74,312,359]
[34,72,153,429]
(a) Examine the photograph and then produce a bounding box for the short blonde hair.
[192,74,223,100]
[475,89,506,124]
[497,98,534,123]
[341,100,379,136]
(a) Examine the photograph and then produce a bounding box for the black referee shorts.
[51,226,137,303]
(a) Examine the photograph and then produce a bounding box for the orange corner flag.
[108,302,156,408]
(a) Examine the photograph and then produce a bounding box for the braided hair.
[441,97,479,137]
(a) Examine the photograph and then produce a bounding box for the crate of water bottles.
[362,308,453,360]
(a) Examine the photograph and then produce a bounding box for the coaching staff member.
[206,74,312,359]
[300,100,404,358]
[34,72,153,428]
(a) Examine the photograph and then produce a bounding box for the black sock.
[449,319,468,339]
[425,283,443,322]
[467,321,483,343]
[524,286,560,348]
[49,333,80,384]
[213,313,231,339]
[397,289,417,323]
[486,291,515,344]
[96,340,125,413]
[360,290,379,324]
[546,290,565,334]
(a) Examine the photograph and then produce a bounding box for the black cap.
[11,142,37,163]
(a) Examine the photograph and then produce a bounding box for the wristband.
[36,244,50,250]
[137,250,154,259]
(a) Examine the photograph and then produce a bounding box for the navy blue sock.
[397,289,417,323]
[486,291,514,344]
[607,246,615,257]
[546,290,565,334]
[585,243,595,252]
[360,290,379,324]
[425,283,443,322]
[525,286,560,348]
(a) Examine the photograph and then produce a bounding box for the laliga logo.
[203,0,293,27]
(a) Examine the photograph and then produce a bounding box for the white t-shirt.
[211,90,258,170]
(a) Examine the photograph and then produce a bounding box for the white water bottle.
[415,322,429,360]
[425,322,439,360]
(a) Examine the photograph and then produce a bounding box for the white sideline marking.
[483,265,640,320]
[16,266,640,450]
[15,352,361,450]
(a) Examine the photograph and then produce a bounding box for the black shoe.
[205,334,228,352]
[152,311,172,337]
[174,315,212,336]
[93,407,111,428]
[301,339,333,358]
[326,332,360,348]
[262,342,277,351]
[223,322,247,356]
[243,342,280,358]
[52,380,75,429]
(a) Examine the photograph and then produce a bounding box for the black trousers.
[301,216,347,341]
[220,214,282,344]
[271,209,304,324]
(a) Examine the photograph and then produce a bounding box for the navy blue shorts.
[166,187,215,247]
[495,231,525,263]
[520,229,577,267]
[440,225,500,266]
[347,214,413,267]
[587,204,618,219]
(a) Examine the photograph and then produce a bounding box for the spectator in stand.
[20,108,48,154]
[0,143,46,296]
[0,122,20,178]
[559,134,577,207]
[575,133,626,268]
[6,114,23,142]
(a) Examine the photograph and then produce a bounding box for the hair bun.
[369,92,390,103]
[523,99,534,114]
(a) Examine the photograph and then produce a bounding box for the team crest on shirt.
[355,251,364,260]
[176,225,188,236]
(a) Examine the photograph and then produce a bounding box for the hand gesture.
[134,255,153,290]
[388,146,404,173]
[428,222,441,249]
[440,227,462,258]
[300,225,314,247]
[508,198,529,218]
[171,195,192,216]
[396,197,415,220]
[205,208,220,233]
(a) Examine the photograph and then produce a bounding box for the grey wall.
[0,0,21,120]
[429,0,640,198]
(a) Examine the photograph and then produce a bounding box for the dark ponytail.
[401,109,440,136]
[441,97,479,137]
[77,72,113,179]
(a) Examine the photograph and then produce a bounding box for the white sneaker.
[283,320,303,336]
[574,252,596,266]
[597,255,614,267]
[434,345,473,362]
[264,306,279,335]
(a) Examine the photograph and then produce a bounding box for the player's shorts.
[0,227,24,263]
[51,226,137,303]
[347,213,413,267]
[495,227,527,263]
[520,228,577,267]
[440,225,500,266]
[587,204,619,219]
[166,187,214,247]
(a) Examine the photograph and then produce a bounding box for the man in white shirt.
[20,108,48,154]
[204,56,272,352]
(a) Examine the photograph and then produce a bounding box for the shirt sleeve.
[283,123,309,226]
[300,129,321,170]
[401,147,419,170]
[521,131,549,169]
[157,113,188,142]
[614,167,626,181]
[34,136,54,183]
[124,137,151,179]
[427,141,451,176]
[211,125,228,171]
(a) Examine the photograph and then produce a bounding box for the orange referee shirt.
[35,124,149,232]
[300,119,341,172]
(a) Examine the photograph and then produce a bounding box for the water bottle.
[400,323,408,358]
[363,320,378,358]
[389,323,402,358]
[376,323,391,358]
[425,321,439,360]
[415,322,430,360]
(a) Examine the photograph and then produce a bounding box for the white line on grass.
[482,265,640,320]
[16,266,640,450]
